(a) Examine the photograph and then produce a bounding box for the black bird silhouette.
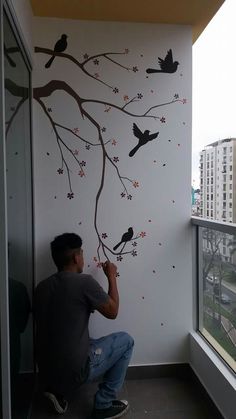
[129,123,159,157]
[45,34,68,68]
[146,49,179,74]
[113,227,134,251]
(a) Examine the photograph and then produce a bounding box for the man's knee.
[118,331,134,350]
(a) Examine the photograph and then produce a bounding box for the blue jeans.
[86,332,134,409]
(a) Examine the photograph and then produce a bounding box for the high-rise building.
[199,138,236,223]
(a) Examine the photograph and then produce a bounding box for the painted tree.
[5,39,186,263]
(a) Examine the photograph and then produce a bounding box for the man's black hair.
[50,233,82,270]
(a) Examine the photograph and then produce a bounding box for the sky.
[192,0,236,188]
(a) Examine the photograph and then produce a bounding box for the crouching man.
[33,233,134,419]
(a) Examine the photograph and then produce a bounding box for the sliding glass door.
[1,1,34,417]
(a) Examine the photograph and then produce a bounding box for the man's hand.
[97,261,119,319]
[102,261,117,281]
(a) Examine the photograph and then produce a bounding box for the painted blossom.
[160,117,166,123]
[137,93,143,99]
[133,181,139,188]
[123,95,129,101]
[111,139,117,146]
[102,233,108,239]
[117,255,123,262]
[113,156,119,163]
[140,231,146,238]
[57,168,63,174]
[67,192,74,199]
[113,87,119,94]
[127,194,132,200]
[93,59,99,65]
[132,66,138,72]
[85,144,91,150]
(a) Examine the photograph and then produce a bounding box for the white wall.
[190,332,236,419]
[10,0,33,55]
[33,17,192,365]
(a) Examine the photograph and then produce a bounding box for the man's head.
[50,233,84,273]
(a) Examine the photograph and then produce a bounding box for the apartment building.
[200,138,236,262]
[200,138,236,222]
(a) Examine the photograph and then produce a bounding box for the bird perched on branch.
[129,123,159,157]
[45,34,68,69]
[113,227,134,251]
[146,49,179,74]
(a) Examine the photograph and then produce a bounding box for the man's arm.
[96,261,119,319]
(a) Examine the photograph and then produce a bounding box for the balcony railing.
[192,217,236,373]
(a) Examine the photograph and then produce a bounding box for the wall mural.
[5,33,187,268]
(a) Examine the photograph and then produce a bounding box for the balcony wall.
[32,17,192,365]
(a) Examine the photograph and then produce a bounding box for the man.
[33,233,134,419]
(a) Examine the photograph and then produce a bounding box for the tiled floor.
[31,376,224,419]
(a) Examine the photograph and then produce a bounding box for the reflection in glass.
[199,227,236,371]
[4,11,34,418]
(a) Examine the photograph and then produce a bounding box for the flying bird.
[45,34,68,68]
[146,49,179,74]
[113,227,134,251]
[129,123,159,157]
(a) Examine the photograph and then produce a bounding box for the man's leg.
[87,331,134,409]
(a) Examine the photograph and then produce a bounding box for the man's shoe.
[91,399,129,419]
[44,392,68,414]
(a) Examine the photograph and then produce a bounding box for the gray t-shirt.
[33,271,109,395]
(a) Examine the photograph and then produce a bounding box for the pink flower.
[112,139,117,146]
[140,231,146,238]
[78,170,85,177]
[123,95,129,101]
[133,181,139,188]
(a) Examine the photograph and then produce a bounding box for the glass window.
[198,225,236,373]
